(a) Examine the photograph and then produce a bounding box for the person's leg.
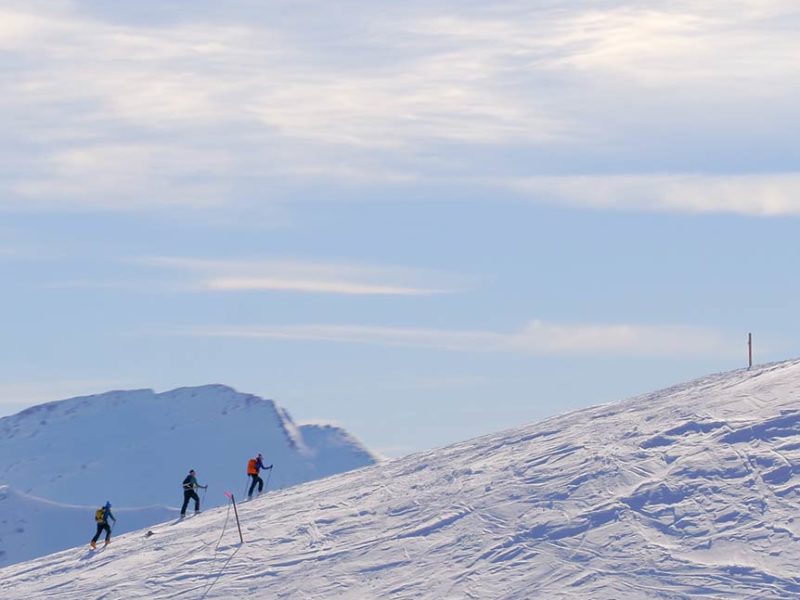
[181,491,191,516]
[248,474,257,497]
[192,490,200,512]
[257,475,264,493]
[103,523,112,544]
[91,523,103,544]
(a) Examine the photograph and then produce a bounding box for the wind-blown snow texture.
[4,361,800,599]
[0,385,375,565]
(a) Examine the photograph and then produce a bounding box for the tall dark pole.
[748,333,752,370]
[231,495,244,544]
[224,491,245,544]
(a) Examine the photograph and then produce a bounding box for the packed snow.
[3,361,800,598]
[0,486,173,566]
[0,385,375,565]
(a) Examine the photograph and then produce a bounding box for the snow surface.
[4,361,800,598]
[0,486,174,566]
[0,385,375,565]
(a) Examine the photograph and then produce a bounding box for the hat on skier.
[257,453,262,458]
[105,501,111,508]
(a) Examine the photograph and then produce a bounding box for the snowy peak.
[0,384,375,507]
[298,423,378,475]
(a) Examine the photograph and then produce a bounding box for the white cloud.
[1,2,799,214]
[506,173,800,216]
[549,6,800,90]
[413,2,800,91]
[203,277,437,296]
[13,143,234,211]
[0,2,563,212]
[134,256,467,296]
[179,320,736,359]
[2,4,563,143]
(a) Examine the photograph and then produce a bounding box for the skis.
[81,543,109,560]
[173,513,200,523]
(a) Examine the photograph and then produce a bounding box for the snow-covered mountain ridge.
[0,384,375,507]
[0,385,375,566]
[3,361,800,598]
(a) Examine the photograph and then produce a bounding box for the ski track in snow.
[4,361,800,598]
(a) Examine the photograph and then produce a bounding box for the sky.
[1,0,799,456]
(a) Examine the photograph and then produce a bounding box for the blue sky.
[1,0,799,455]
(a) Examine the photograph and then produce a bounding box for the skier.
[247,453,273,498]
[180,469,207,517]
[90,501,116,549]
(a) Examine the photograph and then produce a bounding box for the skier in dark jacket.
[90,501,116,549]
[181,469,207,517]
[247,453,273,498]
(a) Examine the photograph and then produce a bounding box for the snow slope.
[0,486,174,566]
[0,385,375,565]
[4,361,800,599]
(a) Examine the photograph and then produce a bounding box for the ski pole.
[264,466,273,492]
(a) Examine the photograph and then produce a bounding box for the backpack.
[247,458,258,475]
[95,507,105,523]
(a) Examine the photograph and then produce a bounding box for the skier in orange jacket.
[247,453,272,498]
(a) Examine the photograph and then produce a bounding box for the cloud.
[413,2,800,91]
[548,4,800,90]
[505,173,800,216]
[203,278,436,295]
[134,256,468,296]
[12,143,235,212]
[0,2,563,213]
[1,2,798,215]
[179,320,737,359]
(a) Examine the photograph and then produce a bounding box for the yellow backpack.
[95,507,105,523]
